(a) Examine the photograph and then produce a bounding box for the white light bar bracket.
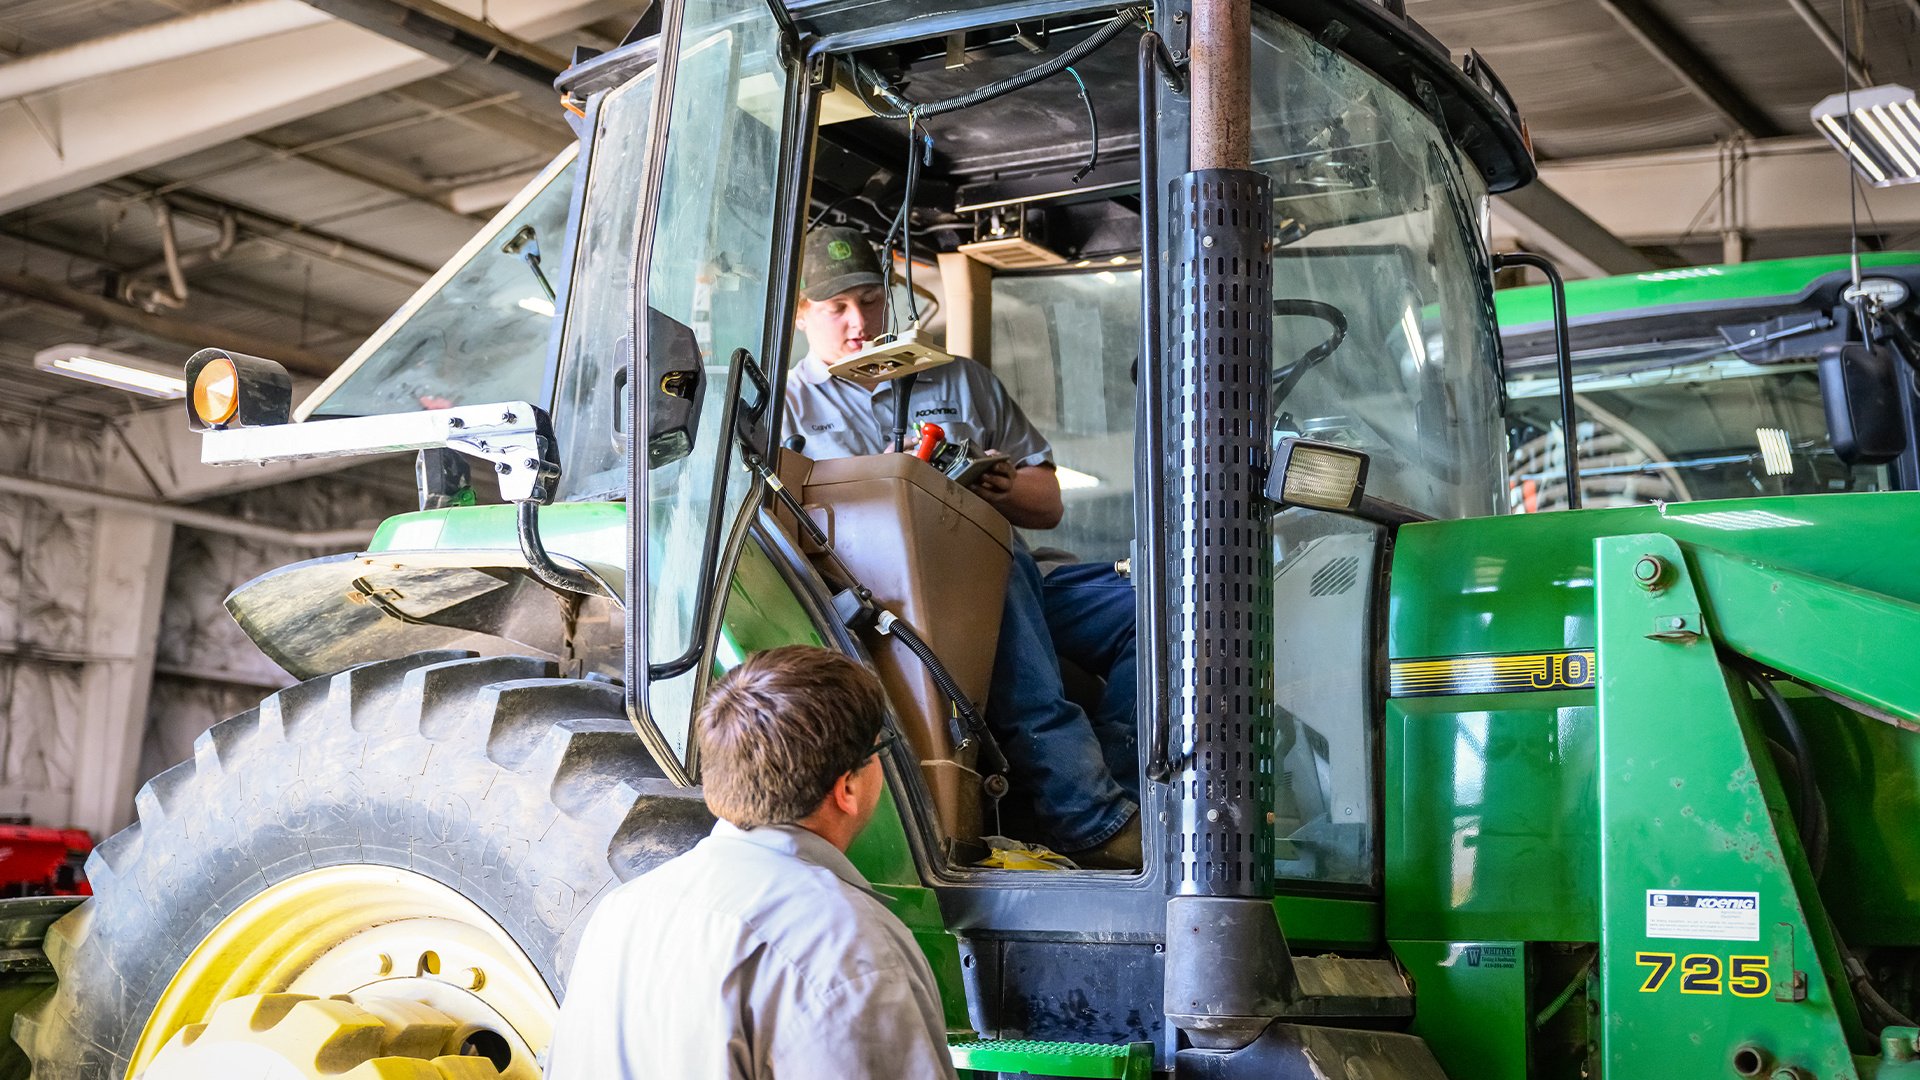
[199,401,561,503]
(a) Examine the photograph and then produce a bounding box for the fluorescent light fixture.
[1756,427,1794,476]
[33,342,185,398]
[517,296,556,317]
[1055,465,1100,490]
[1812,85,1920,186]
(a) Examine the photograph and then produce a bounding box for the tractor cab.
[1498,253,1920,510]
[116,0,1544,1075]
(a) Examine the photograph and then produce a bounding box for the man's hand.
[967,456,1017,501]
[968,453,1063,529]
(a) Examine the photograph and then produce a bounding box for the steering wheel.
[1271,299,1349,406]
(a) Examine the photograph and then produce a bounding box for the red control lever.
[915,422,945,461]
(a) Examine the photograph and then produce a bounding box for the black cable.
[888,614,1010,779]
[1065,65,1099,183]
[1730,656,1827,876]
[908,12,1136,119]
[843,10,1137,132]
[890,372,918,453]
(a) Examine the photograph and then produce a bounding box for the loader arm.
[1594,531,1920,1079]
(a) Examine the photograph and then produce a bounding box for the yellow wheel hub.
[130,866,554,1080]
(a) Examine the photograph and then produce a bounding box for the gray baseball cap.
[799,226,884,302]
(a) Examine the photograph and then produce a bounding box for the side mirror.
[641,307,705,469]
[1818,342,1907,465]
[184,348,292,430]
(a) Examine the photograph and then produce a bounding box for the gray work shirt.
[545,820,958,1080]
[783,352,1053,466]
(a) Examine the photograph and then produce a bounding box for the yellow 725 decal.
[1636,951,1769,998]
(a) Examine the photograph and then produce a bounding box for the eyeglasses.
[860,730,901,766]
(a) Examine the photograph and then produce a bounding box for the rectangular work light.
[32,342,186,398]
[1811,85,1920,187]
[1265,438,1369,512]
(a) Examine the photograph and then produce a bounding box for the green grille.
[947,1037,1153,1079]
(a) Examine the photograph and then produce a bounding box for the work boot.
[1068,812,1142,870]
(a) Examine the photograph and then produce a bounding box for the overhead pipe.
[103,181,434,287]
[0,472,375,549]
[0,0,331,102]
[0,267,342,377]
[121,200,240,312]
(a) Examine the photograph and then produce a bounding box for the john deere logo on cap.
[828,239,853,260]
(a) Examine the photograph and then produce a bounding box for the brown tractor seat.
[775,450,1011,852]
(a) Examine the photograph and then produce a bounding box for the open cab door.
[622,0,802,784]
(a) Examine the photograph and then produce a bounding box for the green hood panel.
[1493,251,1920,332]
[1389,492,1920,663]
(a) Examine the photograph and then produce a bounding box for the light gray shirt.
[545,820,958,1080]
[783,352,1052,466]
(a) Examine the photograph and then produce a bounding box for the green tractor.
[10,0,1920,1078]
[1497,252,1920,511]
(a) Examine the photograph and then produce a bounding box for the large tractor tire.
[12,652,713,1079]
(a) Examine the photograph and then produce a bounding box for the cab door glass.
[634,0,788,776]
[552,69,658,500]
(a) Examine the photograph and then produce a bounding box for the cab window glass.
[305,154,575,419]
[989,268,1139,563]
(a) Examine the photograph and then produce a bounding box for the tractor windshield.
[1253,10,1506,522]
[1253,8,1504,889]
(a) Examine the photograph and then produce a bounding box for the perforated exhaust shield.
[1165,168,1276,898]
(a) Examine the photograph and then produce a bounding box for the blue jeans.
[985,548,1138,851]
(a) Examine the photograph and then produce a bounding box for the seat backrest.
[782,450,1011,847]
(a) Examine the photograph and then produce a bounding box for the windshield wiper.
[502,224,557,302]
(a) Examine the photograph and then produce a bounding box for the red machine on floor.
[0,824,92,897]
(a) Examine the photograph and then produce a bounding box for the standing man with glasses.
[546,645,957,1080]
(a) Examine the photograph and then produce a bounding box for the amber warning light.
[184,348,293,431]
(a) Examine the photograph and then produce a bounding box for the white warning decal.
[1646,890,1761,941]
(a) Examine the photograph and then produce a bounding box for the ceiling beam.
[0,0,618,216]
[1501,136,1920,248]
[295,0,569,104]
[1782,0,1872,87]
[1493,181,1658,279]
[1592,0,1784,139]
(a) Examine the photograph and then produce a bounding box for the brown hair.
[697,645,888,828]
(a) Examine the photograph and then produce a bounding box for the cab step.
[948,1036,1154,1079]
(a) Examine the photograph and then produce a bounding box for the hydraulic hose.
[881,611,1010,781]
[1729,656,1826,876]
[516,500,619,603]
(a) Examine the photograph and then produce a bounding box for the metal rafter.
[294,0,567,104]
[1593,0,1785,139]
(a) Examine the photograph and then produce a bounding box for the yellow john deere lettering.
[1389,650,1597,698]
